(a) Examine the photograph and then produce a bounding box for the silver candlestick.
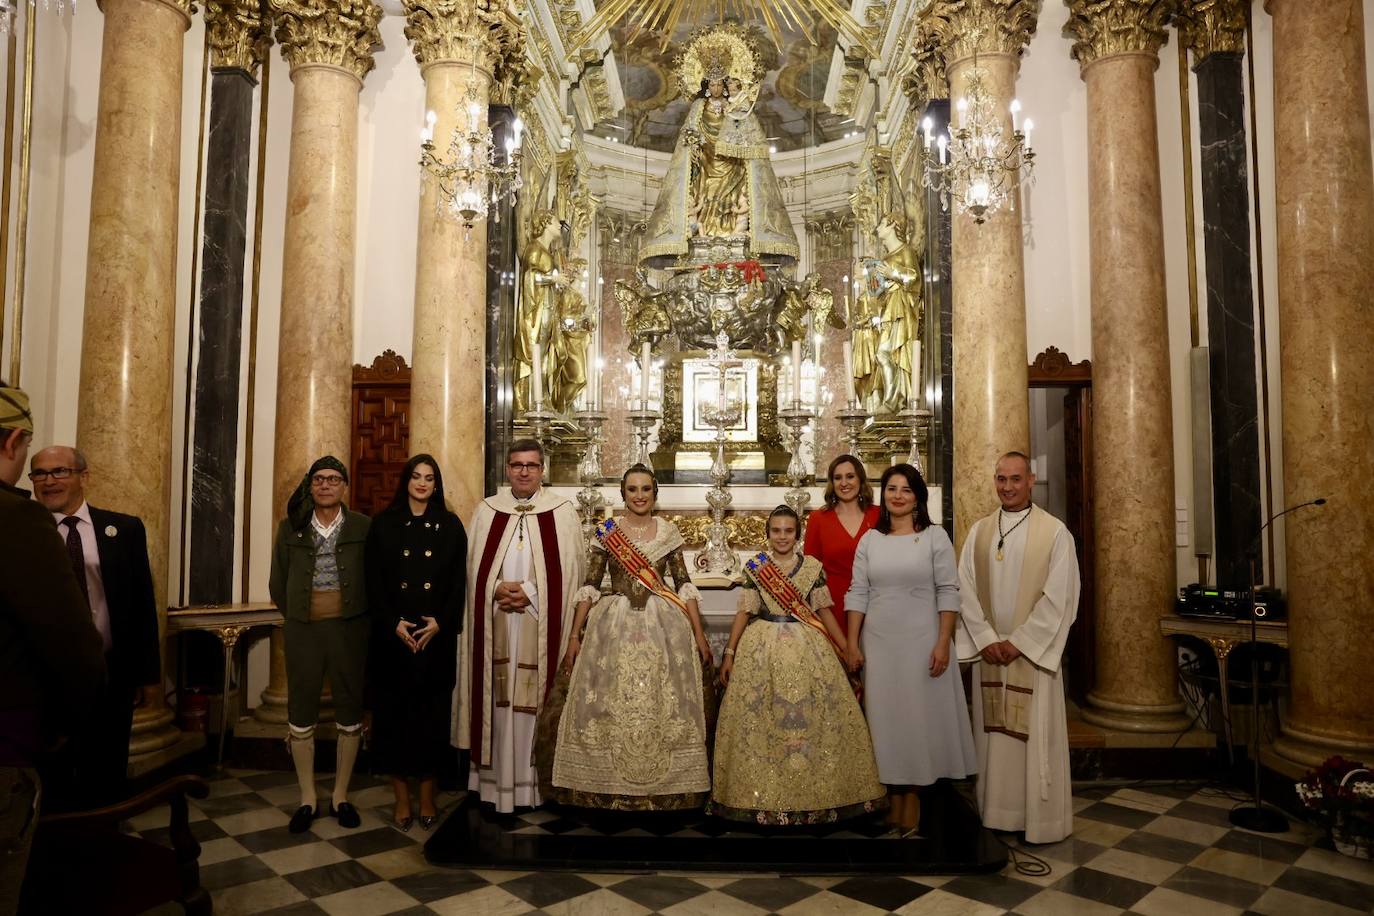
[778,402,815,516]
[626,406,661,471]
[698,332,742,577]
[896,399,933,476]
[572,408,609,543]
[836,400,870,457]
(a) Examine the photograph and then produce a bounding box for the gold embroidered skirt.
[709,619,885,825]
[549,594,711,810]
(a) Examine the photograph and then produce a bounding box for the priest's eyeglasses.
[29,467,78,482]
[507,462,543,472]
[312,474,346,486]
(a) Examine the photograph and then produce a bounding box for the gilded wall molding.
[270,0,383,81]
[206,0,271,76]
[1064,0,1177,69]
[1176,0,1245,62]
[832,60,867,119]
[924,0,1039,65]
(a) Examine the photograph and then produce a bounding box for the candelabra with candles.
[418,69,523,238]
[698,333,742,577]
[920,67,1034,224]
[837,339,871,456]
[897,344,932,475]
[520,340,558,484]
[778,336,815,516]
[626,340,660,471]
[572,407,609,543]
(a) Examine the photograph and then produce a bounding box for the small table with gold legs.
[1159,614,1289,761]
[167,603,283,767]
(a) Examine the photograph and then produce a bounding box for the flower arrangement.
[1296,755,1374,859]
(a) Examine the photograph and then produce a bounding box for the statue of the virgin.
[640,24,798,268]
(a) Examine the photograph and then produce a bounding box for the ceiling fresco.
[590,18,853,153]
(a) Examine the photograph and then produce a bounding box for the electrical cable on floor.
[952,786,1053,878]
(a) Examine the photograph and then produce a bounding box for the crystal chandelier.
[1,0,74,36]
[920,68,1034,224]
[418,79,523,239]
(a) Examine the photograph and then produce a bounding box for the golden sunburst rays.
[567,0,873,59]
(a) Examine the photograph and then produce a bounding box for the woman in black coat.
[365,453,466,830]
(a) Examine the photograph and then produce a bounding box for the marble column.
[255,0,381,724]
[1266,0,1374,766]
[484,105,520,496]
[1066,2,1191,732]
[403,0,525,524]
[1181,2,1262,591]
[191,0,270,605]
[77,0,193,764]
[927,1,1037,548]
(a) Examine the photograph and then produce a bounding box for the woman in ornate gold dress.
[545,465,716,810]
[710,506,885,824]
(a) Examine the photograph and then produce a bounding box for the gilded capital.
[1064,0,1177,70]
[924,0,1039,66]
[404,0,536,102]
[206,0,271,76]
[1177,0,1245,62]
[903,19,948,107]
[270,0,383,82]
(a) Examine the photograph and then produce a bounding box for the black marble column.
[485,105,519,496]
[189,69,256,604]
[922,99,955,538]
[1195,53,1262,588]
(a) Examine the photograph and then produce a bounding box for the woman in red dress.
[803,454,879,630]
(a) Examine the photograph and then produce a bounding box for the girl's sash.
[595,518,692,620]
[744,553,844,657]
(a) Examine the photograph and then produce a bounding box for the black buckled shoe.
[288,805,317,834]
[330,801,361,829]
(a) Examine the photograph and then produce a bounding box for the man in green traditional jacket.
[269,455,370,833]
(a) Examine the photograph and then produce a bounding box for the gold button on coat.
[401,582,409,590]
[423,582,432,590]
[424,549,432,557]
[403,549,410,557]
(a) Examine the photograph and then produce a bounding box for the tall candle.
[791,339,802,406]
[532,341,543,410]
[909,342,922,408]
[590,335,600,410]
[639,341,652,407]
[842,341,857,404]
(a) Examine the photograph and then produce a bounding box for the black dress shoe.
[331,801,361,829]
[288,805,317,834]
[419,814,438,830]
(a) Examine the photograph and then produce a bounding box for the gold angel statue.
[614,267,673,350]
[774,272,845,350]
[548,257,595,414]
[515,209,573,414]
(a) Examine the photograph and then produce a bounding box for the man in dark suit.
[29,445,161,809]
[0,385,105,913]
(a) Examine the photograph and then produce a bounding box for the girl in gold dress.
[543,465,716,810]
[710,506,885,824]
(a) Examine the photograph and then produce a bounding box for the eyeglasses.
[28,467,79,482]
[312,474,346,486]
[507,462,542,472]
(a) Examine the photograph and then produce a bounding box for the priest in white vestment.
[453,439,584,812]
[955,452,1080,844]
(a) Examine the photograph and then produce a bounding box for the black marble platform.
[424,781,1007,875]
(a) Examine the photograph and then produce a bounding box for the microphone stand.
[1230,497,1326,834]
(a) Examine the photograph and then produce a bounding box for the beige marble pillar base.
[129,703,181,757]
[947,53,1031,549]
[1266,0,1374,767]
[1078,51,1189,734]
[408,59,490,525]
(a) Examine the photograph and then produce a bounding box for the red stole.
[467,509,565,767]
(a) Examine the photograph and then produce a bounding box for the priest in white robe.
[955,451,1080,844]
[454,439,584,812]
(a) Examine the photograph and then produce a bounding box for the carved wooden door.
[352,351,411,517]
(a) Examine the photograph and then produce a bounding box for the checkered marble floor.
[120,770,1374,916]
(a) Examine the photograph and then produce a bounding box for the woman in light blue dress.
[846,463,977,835]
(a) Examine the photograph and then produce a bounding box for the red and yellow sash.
[595,518,692,620]
[744,552,845,659]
